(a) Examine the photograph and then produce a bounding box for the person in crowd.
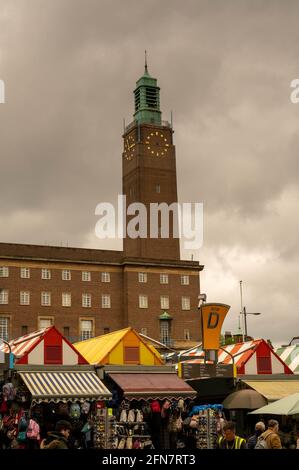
[216,412,227,437]
[247,421,265,449]
[259,419,282,449]
[40,420,72,449]
[217,421,246,449]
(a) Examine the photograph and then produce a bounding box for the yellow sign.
[201,303,230,350]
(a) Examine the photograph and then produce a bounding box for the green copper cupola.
[133,56,162,125]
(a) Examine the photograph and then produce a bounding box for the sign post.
[200,303,230,361]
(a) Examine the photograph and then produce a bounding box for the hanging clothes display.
[186,404,226,449]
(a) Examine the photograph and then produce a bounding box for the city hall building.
[0,64,203,346]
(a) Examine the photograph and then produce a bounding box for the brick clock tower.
[122,62,180,260]
[121,62,203,346]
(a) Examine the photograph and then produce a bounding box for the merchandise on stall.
[93,402,117,449]
[187,404,225,449]
[0,369,114,449]
[111,401,153,450]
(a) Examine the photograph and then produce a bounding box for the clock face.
[124,134,136,161]
[145,131,170,157]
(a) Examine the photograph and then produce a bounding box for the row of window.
[138,295,190,310]
[0,291,111,308]
[0,266,190,285]
[0,267,111,282]
[0,316,191,343]
[138,272,189,285]
[0,290,191,310]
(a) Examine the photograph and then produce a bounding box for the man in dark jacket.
[41,420,72,449]
[247,422,266,449]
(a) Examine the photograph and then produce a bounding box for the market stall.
[103,365,197,449]
[175,339,293,376]
[0,365,113,449]
[0,326,88,366]
[74,327,163,366]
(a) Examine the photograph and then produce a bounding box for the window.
[102,294,111,308]
[104,327,110,335]
[140,328,148,336]
[82,271,91,282]
[0,290,8,305]
[82,293,91,308]
[45,345,62,364]
[124,346,140,364]
[160,273,168,284]
[184,329,191,340]
[160,295,169,309]
[41,291,51,306]
[20,291,30,305]
[41,268,51,280]
[160,321,170,346]
[63,327,70,339]
[138,272,147,283]
[62,293,71,307]
[139,295,148,309]
[38,317,53,329]
[145,86,158,108]
[181,275,189,285]
[62,270,71,281]
[182,296,191,310]
[155,184,161,194]
[0,317,9,340]
[101,272,110,283]
[0,266,9,278]
[21,326,28,336]
[257,356,271,374]
[80,319,94,341]
[20,267,30,279]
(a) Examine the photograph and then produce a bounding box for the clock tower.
[123,63,180,260]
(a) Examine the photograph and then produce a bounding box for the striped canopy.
[0,328,50,357]
[275,345,299,373]
[18,370,112,403]
[178,340,260,367]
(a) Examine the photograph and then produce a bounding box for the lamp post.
[240,307,261,340]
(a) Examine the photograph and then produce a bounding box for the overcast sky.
[0,0,299,345]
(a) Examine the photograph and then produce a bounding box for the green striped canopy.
[275,345,299,373]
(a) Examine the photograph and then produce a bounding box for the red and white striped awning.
[180,340,261,368]
[0,328,50,357]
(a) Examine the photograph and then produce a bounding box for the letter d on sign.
[201,303,230,350]
[207,312,219,329]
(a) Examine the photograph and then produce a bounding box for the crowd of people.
[217,419,298,449]
[15,418,299,450]
[1,394,299,449]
